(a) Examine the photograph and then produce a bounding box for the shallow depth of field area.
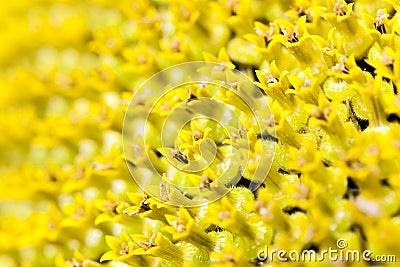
[1,0,400,266]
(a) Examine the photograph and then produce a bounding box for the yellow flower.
[132,225,184,265]
[3,0,400,266]
[101,230,151,266]
[124,192,175,223]
[165,207,215,252]
[203,47,235,69]
[322,0,374,59]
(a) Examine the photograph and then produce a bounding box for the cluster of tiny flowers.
[1,0,400,266]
